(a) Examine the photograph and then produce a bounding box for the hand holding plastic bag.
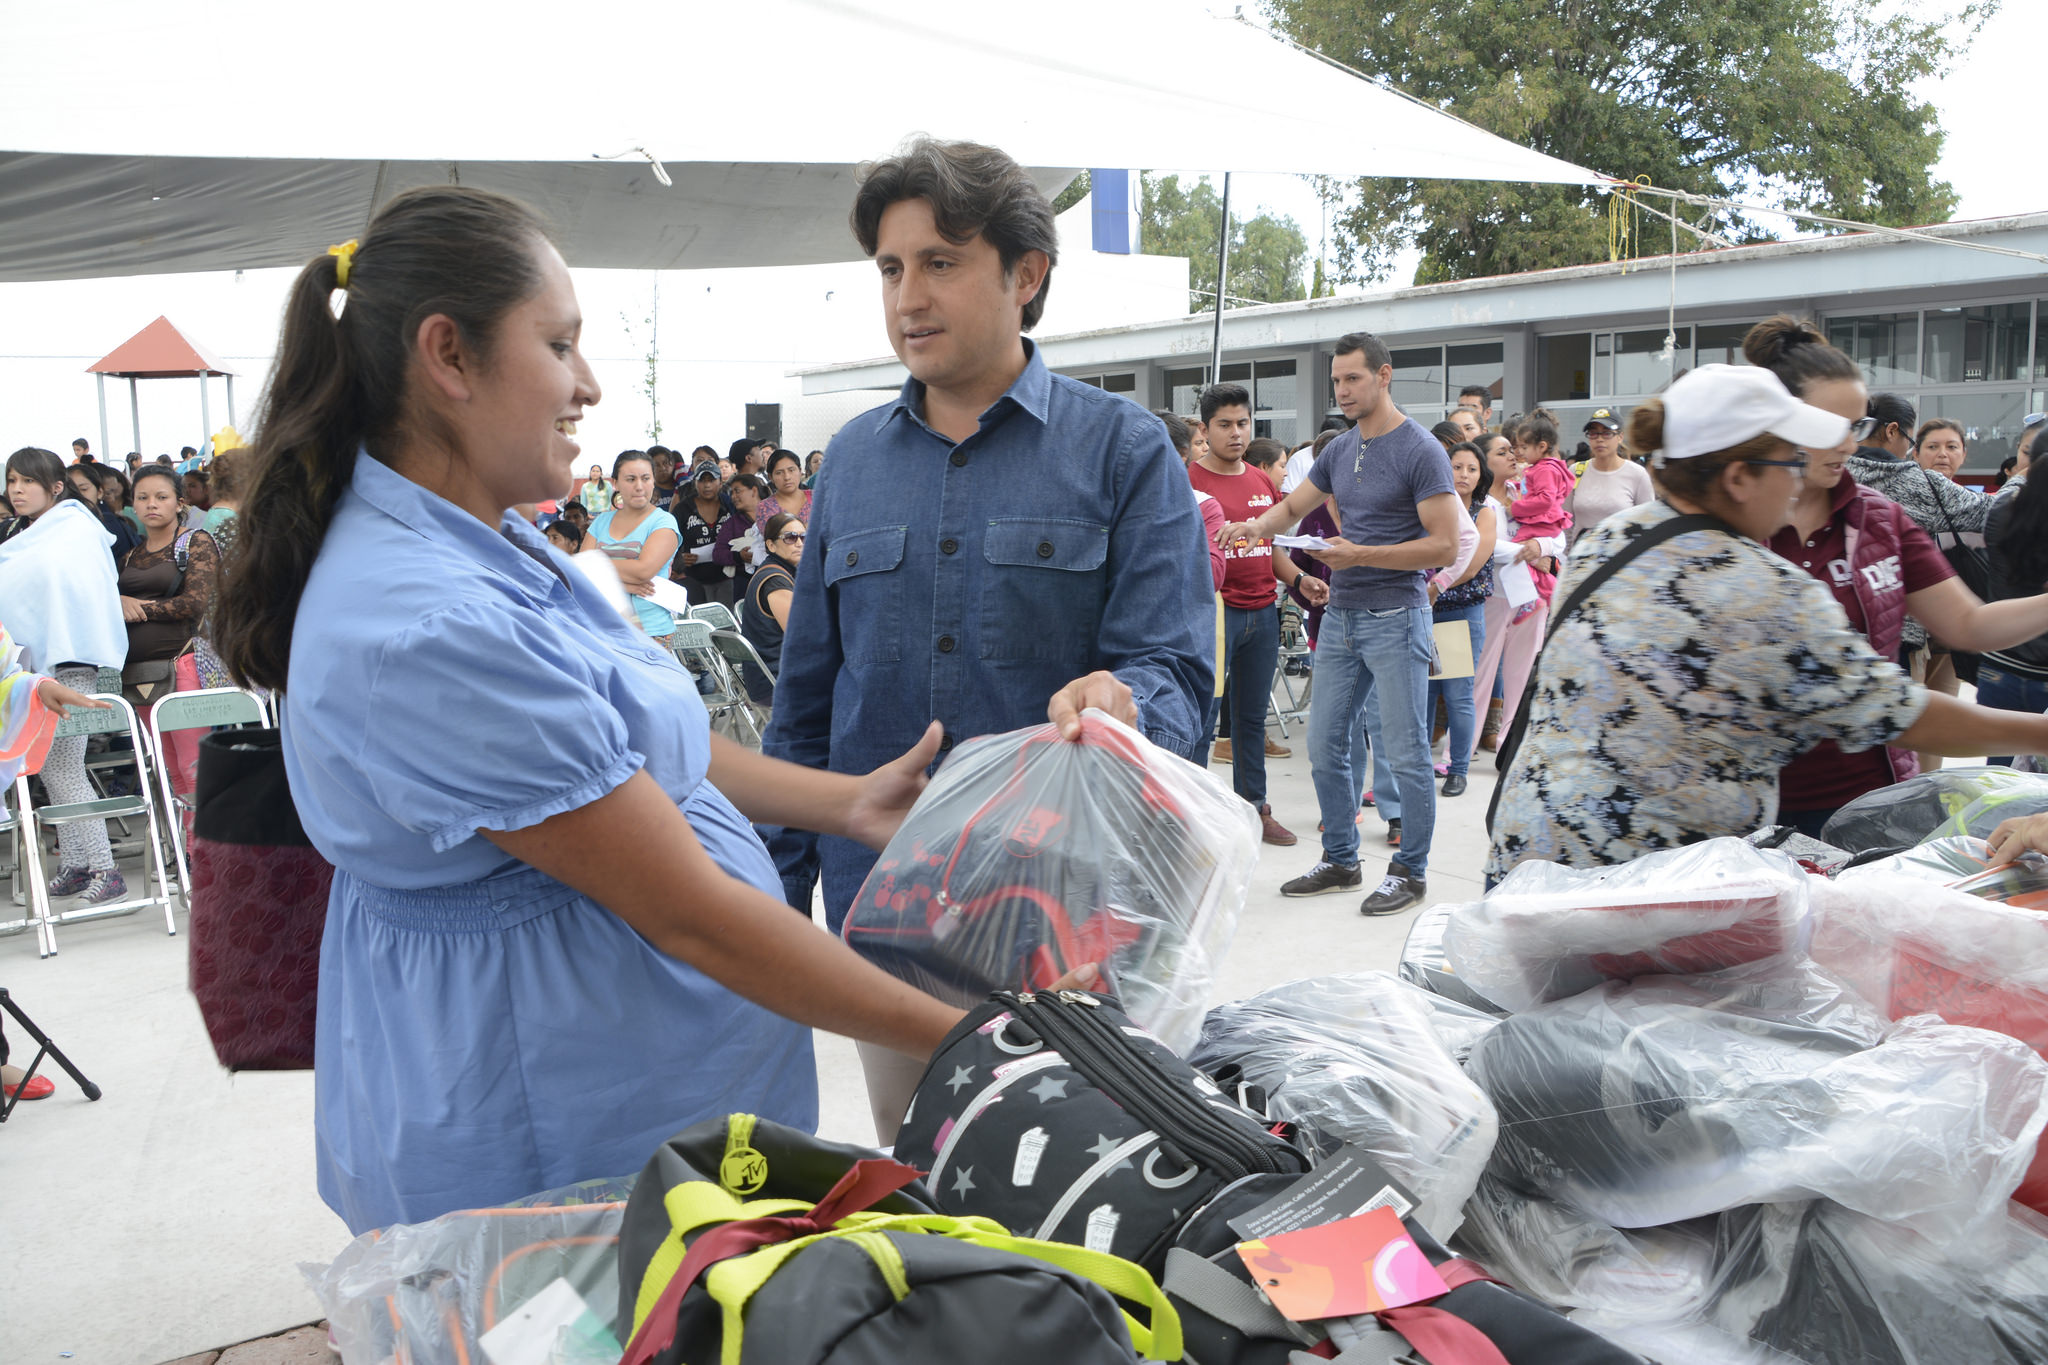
[842,709,1257,1054]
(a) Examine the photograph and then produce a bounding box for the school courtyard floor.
[7,741,1508,1365]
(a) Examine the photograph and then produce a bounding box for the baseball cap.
[1584,409,1619,432]
[691,461,721,481]
[1657,364,1849,465]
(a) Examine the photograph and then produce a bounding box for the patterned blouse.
[1486,500,1927,883]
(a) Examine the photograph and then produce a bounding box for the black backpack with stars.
[896,989,1309,1278]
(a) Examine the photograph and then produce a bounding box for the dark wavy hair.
[851,137,1058,331]
[212,186,550,691]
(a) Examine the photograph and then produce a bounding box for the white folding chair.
[146,688,268,904]
[689,601,742,635]
[0,782,29,939]
[1270,600,1313,735]
[669,618,757,744]
[14,692,177,956]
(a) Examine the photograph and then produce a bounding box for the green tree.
[1141,173,1310,312]
[1266,0,1992,285]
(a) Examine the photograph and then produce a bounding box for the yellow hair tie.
[327,238,359,289]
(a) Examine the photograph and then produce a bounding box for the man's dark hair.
[1153,409,1192,457]
[851,137,1059,331]
[1458,384,1491,406]
[1332,331,1393,372]
[1319,414,1351,434]
[1199,382,1252,424]
[180,445,198,458]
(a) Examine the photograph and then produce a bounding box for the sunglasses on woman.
[1849,416,1881,441]
[778,532,806,543]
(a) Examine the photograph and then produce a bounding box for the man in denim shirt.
[764,137,1211,969]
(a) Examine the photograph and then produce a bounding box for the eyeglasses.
[1849,416,1881,441]
[778,532,806,543]
[1746,456,1810,472]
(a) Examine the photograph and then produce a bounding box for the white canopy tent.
[0,0,1605,282]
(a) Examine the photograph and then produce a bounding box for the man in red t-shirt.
[1186,383,1327,845]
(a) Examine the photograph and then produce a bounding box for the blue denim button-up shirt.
[764,339,1213,927]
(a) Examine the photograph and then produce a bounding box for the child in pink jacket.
[1508,415,1574,621]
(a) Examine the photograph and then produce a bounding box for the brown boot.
[1477,697,1504,751]
[1258,803,1297,847]
[1264,735,1292,758]
[1211,737,1233,765]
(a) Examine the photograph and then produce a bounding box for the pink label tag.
[1236,1206,1449,1321]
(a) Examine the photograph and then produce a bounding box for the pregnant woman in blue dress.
[213,188,967,1234]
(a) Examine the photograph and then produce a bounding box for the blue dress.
[285,454,816,1234]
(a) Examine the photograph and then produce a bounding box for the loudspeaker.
[745,404,782,447]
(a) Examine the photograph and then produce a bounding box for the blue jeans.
[1220,603,1280,808]
[1976,663,2048,766]
[1195,690,1221,769]
[1308,605,1436,876]
[1426,601,1488,778]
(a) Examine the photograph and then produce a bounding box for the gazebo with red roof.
[86,316,238,463]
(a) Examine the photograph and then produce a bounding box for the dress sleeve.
[138,531,218,622]
[359,601,645,853]
[1733,566,1928,756]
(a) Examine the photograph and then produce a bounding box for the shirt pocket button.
[1037,541,1055,559]
[845,550,859,567]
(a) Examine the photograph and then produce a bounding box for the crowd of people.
[5,132,2048,1253]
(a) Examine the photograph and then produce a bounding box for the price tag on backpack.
[1236,1206,1449,1321]
[1226,1144,1421,1242]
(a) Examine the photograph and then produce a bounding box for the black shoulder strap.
[1487,512,1731,833]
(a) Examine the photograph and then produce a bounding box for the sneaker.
[1433,761,1450,777]
[1442,773,1469,797]
[1257,804,1297,847]
[1211,738,1234,765]
[1360,871,1427,917]
[47,865,91,898]
[1280,860,1363,897]
[1361,789,1375,808]
[1385,818,1402,847]
[78,870,127,906]
[1264,736,1292,759]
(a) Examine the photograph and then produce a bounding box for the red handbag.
[186,727,331,1070]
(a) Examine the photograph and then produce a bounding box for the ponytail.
[213,187,549,691]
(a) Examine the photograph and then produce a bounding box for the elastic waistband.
[337,864,584,933]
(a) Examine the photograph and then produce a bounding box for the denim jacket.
[764,341,1213,921]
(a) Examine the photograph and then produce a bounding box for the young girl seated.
[1507,415,1574,621]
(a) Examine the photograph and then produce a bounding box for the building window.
[1538,334,1592,401]
[1386,342,1503,426]
[1390,346,1446,411]
[1073,372,1139,398]
[1253,359,1298,446]
[1447,343,1505,407]
[1827,312,1919,388]
[1694,322,1754,368]
[1923,303,2030,385]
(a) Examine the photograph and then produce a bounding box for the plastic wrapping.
[1190,972,1498,1237]
[843,710,1257,1053]
[1818,764,2048,853]
[1440,839,1812,1012]
[1811,868,2048,1212]
[1397,900,1509,1015]
[306,1177,632,1365]
[1838,834,2048,909]
[1464,958,2048,1241]
[1578,1201,2048,1365]
[1454,1174,1718,1316]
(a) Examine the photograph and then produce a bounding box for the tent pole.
[200,375,211,452]
[96,374,110,460]
[129,378,142,456]
[1208,172,1232,389]
[226,375,236,426]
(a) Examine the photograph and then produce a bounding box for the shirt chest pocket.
[980,518,1109,662]
[824,524,907,663]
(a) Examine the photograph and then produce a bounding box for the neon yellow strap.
[631,1173,811,1331]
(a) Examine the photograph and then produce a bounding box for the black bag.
[616,1112,1180,1365]
[1162,1173,1648,1365]
[1922,466,1991,684]
[896,990,1308,1277]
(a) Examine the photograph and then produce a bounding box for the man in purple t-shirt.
[1217,332,1459,915]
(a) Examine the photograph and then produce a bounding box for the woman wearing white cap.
[1488,363,2048,883]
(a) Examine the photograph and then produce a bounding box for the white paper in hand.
[1498,560,1539,609]
[568,549,636,621]
[1273,534,1332,551]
